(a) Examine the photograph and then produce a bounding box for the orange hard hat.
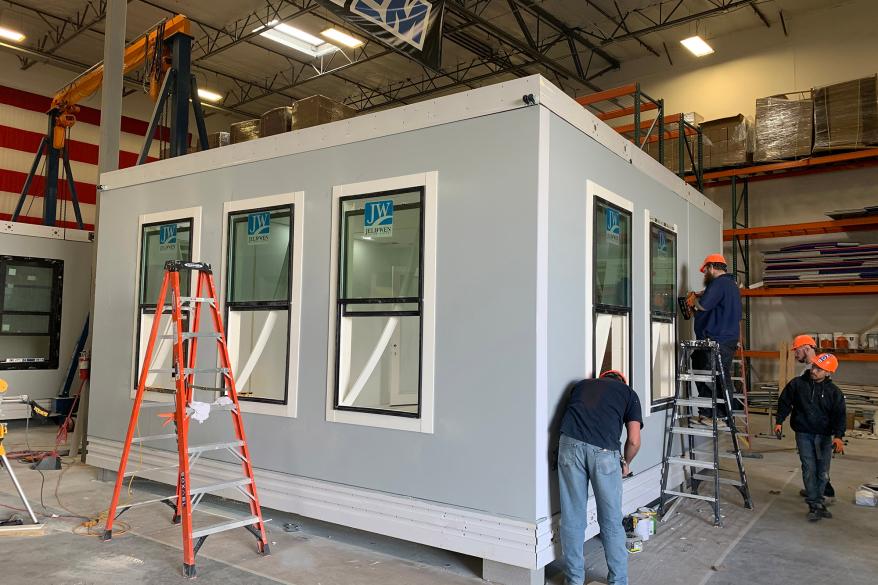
[700,253,727,273]
[812,353,839,374]
[600,369,628,385]
[791,335,817,350]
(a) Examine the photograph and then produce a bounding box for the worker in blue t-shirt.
[686,254,742,421]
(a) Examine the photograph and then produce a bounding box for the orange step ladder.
[101,260,269,578]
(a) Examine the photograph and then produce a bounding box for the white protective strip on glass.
[235,310,280,389]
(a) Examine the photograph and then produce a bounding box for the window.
[225,205,292,405]
[0,257,63,370]
[650,221,677,408]
[327,172,437,433]
[593,195,632,379]
[133,208,200,396]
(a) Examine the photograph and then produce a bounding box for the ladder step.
[188,385,226,392]
[679,373,716,383]
[191,514,260,539]
[188,440,244,454]
[731,377,745,382]
[131,433,177,443]
[139,401,174,409]
[667,456,717,469]
[149,368,176,374]
[180,297,215,304]
[189,477,252,496]
[117,494,177,510]
[124,464,179,478]
[671,426,715,437]
[183,367,229,375]
[675,398,726,407]
[693,450,738,460]
[732,393,746,399]
[692,473,744,487]
[663,489,717,503]
[159,332,223,340]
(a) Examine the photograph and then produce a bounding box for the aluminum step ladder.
[101,260,269,578]
[659,339,753,526]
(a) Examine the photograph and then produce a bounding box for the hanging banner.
[318,0,445,69]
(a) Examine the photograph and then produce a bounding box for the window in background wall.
[335,188,423,417]
[594,197,631,379]
[135,218,193,393]
[650,222,677,408]
[0,257,63,370]
[225,205,292,404]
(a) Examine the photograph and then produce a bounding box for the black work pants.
[692,340,736,419]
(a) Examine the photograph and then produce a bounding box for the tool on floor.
[0,379,44,534]
[101,261,269,578]
[658,339,753,526]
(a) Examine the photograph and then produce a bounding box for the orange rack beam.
[575,84,637,106]
[741,284,878,297]
[687,148,878,185]
[612,114,684,135]
[597,102,659,121]
[743,350,878,362]
[723,215,878,241]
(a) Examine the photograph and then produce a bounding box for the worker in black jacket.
[774,353,846,522]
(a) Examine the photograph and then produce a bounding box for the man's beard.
[703,271,716,287]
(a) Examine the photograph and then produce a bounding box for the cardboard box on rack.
[644,112,703,174]
[230,119,261,144]
[291,95,356,130]
[754,95,813,161]
[701,114,752,169]
[260,106,294,137]
[812,75,878,152]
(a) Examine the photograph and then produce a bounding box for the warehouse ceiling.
[0,0,836,119]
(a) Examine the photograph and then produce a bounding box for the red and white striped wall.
[0,85,161,231]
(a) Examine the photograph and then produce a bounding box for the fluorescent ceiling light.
[321,28,363,48]
[0,26,25,43]
[197,88,223,103]
[256,22,338,57]
[680,35,714,57]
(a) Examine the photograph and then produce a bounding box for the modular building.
[87,75,720,582]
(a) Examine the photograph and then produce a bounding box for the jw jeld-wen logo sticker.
[247,212,271,245]
[606,208,621,245]
[364,200,394,237]
[159,224,178,251]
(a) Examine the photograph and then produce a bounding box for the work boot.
[807,507,821,522]
[799,489,807,498]
[818,506,832,519]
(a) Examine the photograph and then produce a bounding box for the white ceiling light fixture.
[0,26,26,43]
[321,28,364,48]
[255,21,339,57]
[197,88,223,103]
[680,35,714,57]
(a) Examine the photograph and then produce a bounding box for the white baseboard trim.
[87,437,675,570]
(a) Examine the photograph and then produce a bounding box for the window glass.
[139,220,192,305]
[336,188,424,418]
[227,208,291,303]
[652,321,676,404]
[340,190,421,300]
[650,225,676,316]
[594,199,631,308]
[0,257,62,369]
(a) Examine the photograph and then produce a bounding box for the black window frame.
[134,218,194,391]
[224,203,294,405]
[649,221,677,411]
[0,256,63,370]
[592,196,633,380]
[334,187,425,419]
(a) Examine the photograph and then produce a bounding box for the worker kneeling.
[774,353,846,522]
[557,371,642,585]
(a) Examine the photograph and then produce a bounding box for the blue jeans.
[796,432,833,508]
[558,434,627,585]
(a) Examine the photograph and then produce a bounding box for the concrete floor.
[1,416,877,585]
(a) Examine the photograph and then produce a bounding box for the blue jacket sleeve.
[775,379,795,426]
[697,279,724,312]
[831,385,847,438]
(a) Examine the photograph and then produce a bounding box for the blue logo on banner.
[159,224,177,250]
[364,200,394,237]
[247,212,271,244]
[606,208,621,244]
[352,0,433,50]
[658,229,668,253]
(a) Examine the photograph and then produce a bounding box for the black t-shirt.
[559,378,644,451]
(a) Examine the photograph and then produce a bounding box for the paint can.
[818,333,834,349]
[634,516,651,541]
[834,332,848,350]
[844,334,859,350]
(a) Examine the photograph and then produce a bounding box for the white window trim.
[131,206,202,403]
[326,172,438,433]
[585,180,633,379]
[219,192,305,417]
[643,212,678,416]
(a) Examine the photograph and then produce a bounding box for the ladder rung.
[159,332,223,340]
[191,514,260,539]
[188,440,244,454]
[189,477,252,496]
[149,368,175,374]
[188,385,226,392]
[693,450,738,460]
[117,494,177,510]
[124,464,179,478]
[731,377,745,382]
[692,473,744,487]
[671,426,715,437]
[667,456,716,469]
[183,368,229,375]
[732,393,746,399]
[131,433,177,443]
[679,374,716,383]
[160,304,194,311]
[663,489,717,502]
[180,297,215,304]
[139,401,174,409]
[676,398,726,407]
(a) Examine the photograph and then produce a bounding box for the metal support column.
[730,177,752,391]
[633,83,641,149]
[43,112,61,226]
[657,98,665,166]
[167,32,193,157]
